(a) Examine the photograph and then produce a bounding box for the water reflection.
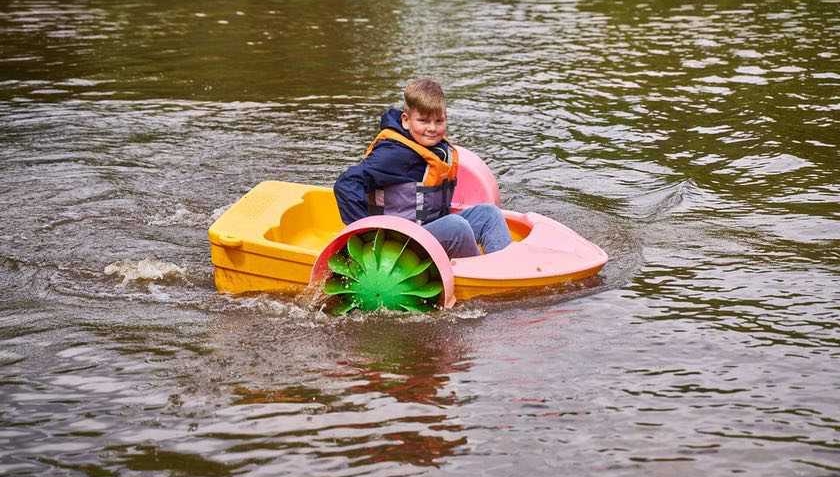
[175,315,473,471]
[342,320,473,407]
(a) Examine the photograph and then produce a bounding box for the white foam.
[104,258,186,285]
[147,204,208,227]
[210,204,232,222]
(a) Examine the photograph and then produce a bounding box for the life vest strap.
[364,129,459,187]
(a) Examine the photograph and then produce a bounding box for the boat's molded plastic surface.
[208,181,344,295]
[208,147,608,307]
[451,145,501,208]
[449,211,608,300]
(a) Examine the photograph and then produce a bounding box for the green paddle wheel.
[324,229,443,314]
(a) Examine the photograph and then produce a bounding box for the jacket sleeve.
[333,142,420,225]
[333,163,371,225]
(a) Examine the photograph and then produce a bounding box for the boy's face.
[401,108,447,147]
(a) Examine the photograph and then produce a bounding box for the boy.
[333,78,511,258]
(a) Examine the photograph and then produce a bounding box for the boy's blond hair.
[403,78,446,116]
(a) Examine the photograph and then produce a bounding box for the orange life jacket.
[363,129,459,224]
[364,129,459,187]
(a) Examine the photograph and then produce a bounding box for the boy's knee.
[472,204,496,212]
[447,214,473,233]
[464,204,505,227]
[473,203,503,218]
[425,214,479,258]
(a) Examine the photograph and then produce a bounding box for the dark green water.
[1,0,839,475]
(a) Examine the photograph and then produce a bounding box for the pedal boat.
[208,147,608,311]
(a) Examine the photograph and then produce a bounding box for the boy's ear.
[400,110,409,128]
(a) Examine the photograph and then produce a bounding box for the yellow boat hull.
[209,181,607,304]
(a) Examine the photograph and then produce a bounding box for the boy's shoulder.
[368,136,421,163]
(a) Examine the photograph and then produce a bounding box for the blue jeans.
[423,204,512,258]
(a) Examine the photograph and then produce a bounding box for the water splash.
[209,204,232,223]
[103,257,186,286]
[147,205,208,227]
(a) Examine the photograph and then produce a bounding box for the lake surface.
[1,0,839,475]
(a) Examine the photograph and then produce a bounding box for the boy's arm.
[333,142,417,225]
[333,163,370,224]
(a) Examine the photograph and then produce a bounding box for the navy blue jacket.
[334,108,451,224]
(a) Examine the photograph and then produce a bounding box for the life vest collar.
[364,129,459,187]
